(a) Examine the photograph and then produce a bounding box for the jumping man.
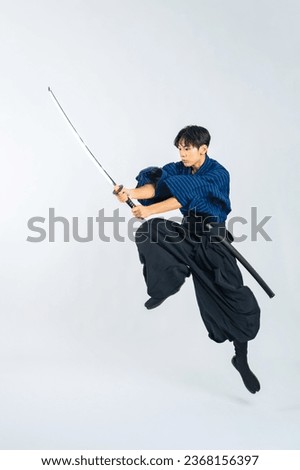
[114,125,261,394]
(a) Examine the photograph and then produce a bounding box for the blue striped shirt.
[135,155,231,222]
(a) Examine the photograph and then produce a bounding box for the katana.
[48,86,136,208]
[48,87,274,298]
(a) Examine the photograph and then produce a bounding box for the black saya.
[206,223,275,298]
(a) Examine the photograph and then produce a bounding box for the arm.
[132,196,182,219]
[130,183,155,200]
[113,183,155,202]
[114,183,181,218]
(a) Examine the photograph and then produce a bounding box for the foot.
[144,297,167,310]
[144,286,181,310]
[231,355,261,394]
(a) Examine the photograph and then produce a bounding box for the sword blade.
[48,86,115,186]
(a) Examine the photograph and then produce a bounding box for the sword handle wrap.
[126,198,136,208]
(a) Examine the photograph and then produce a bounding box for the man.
[114,125,261,394]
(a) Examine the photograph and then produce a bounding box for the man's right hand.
[113,185,131,203]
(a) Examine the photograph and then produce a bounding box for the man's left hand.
[131,205,153,219]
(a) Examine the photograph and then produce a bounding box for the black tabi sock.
[232,340,260,394]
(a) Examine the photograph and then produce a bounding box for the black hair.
[174,125,211,149]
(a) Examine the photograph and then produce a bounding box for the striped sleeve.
[135,166,162,187]
[161,169,231,214]
[135,163,179,206]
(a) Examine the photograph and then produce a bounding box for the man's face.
[177,140,207,168]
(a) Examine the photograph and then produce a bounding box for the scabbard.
[207,224,275,298]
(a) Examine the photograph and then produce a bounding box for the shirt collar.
[189,154,210,175]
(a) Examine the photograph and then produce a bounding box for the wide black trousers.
[135,217,260,343]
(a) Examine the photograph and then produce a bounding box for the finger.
[113,184,123,195]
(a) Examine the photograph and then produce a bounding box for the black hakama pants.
[135,217,260,343]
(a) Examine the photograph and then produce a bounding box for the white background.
[0,0,299,449]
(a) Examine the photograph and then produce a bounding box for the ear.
[200,144,208,154]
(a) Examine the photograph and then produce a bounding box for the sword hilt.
[113,184,136,209]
